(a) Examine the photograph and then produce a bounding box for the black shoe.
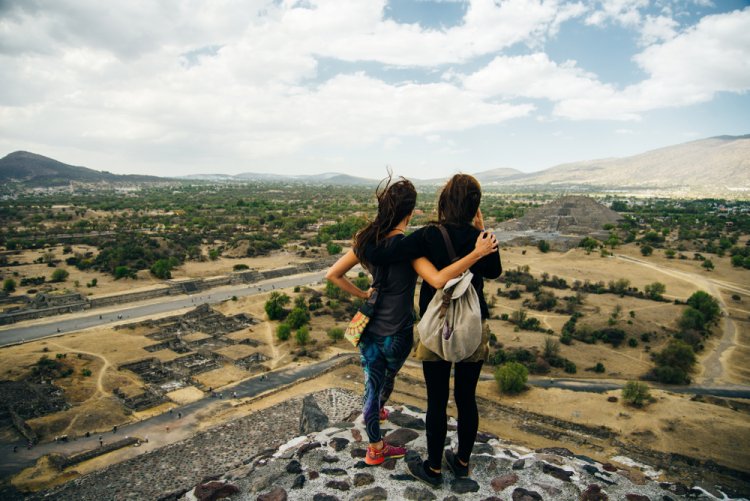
[407,459,442,488]
[444,449,469,477]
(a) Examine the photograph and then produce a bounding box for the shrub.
[628,338,638,348]
[276,323,291,341]
[594,362,605,373]
[3,278,16,293]
[286,307,310,329]
[640,245,653,256]
[622,381,651,407]
[644,282,666,300]
[326,242,343,255]
[327,327,344,341]
[537,240,550,253]
[563,360,577,373]
[494,362,528,395]
[82,368,92,377]
[233,263,249,271]
[265,292,291,320]
[686,291,720,325]
[295,325,310,345]
[701,259,714,271]
[50,268,69,282]
[648,339,696,384]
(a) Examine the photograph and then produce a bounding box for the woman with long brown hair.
[325,174,497,467]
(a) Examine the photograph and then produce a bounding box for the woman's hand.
[473,208,485,231]
[472,231,498,258]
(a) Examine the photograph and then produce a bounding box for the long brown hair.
[437,174,481,226]
[353,173,417,267]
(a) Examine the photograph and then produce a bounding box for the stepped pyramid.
[499,196,622,236]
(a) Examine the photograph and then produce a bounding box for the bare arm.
[412,231,498,289]
[324,249,370,300]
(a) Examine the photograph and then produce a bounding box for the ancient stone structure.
[499,196,622,237]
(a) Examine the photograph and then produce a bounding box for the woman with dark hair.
[411,174,501,486]
[326,174,497,466]
[367,174,501,485]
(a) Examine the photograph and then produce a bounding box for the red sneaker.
[365,441,406,466]
[379,407,390,423]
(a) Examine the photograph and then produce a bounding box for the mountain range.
[1,135,748,191]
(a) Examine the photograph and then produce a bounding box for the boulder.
[404,485,437,500]
[350,486,388,501]
[384,428,420,446]
[194,481,240,501]
[511,487,543,501]
[300,395,329,434]
[491,473,518,492]
[256,486,287,501]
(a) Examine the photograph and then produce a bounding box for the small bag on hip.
[344,289,379,347]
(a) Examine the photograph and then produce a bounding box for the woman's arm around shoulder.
[364,228,427,265]
[325,250,370,300]
[412,231,498,289]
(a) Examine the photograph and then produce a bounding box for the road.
[0,353,355,479]
[0,270,328,347]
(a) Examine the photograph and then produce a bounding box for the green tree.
[579,237,599,254]
[640,245,653,256]
[3,278,16,293]
[276,322,291,341]
[325,281,345,300]
[537,240,550,253]
[494,362,528,395]
[686,291,720,325]
[326,242,343,255]
[701,259,714,271]
[295,325,310,345]
[644,282,666,300]
[265,292,291,320]
[114,266,135,280]
[622,381,651,407]
[50,268,69,282]
[653,340,695,384]
[286,307,310,329]
[679,307,705,331]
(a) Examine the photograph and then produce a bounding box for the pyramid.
[499,196,622,235]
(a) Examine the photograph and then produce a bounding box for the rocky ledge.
[177,390,740,501]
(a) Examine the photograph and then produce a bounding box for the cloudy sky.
[1,0,749,179]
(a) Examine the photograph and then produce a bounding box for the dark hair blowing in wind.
[353,173,417,268]
[437,174,482,226]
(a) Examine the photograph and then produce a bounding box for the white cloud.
[552,8,750,120]
[639,14,678,45]
[584,0,649,27]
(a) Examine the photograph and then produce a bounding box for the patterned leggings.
[359,327,413,443]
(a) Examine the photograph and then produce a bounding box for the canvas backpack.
[417,226,483,362]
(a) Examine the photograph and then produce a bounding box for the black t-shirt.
[365,224,502,319]
[362,234,418,336]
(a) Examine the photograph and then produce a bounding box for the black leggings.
[422,360,483,470]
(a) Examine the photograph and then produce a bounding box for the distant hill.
[472,167,525,184]
[0,151,164,186]
[3,134,748,190]
[510,135,750,189]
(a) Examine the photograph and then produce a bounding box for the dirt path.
[615,254,738,385]
[49,341,112,397]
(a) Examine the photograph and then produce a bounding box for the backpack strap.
[437,225,459,263]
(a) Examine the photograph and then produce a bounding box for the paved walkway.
[0,271,327,347]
